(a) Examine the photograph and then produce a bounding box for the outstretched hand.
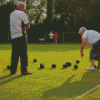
[81,52,84,57]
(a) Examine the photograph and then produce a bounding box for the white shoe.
[86,67,95,71]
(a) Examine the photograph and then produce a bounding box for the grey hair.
[17,2,26,9]
[78,27,87,34]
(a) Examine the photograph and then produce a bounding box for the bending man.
[79,27,100,70]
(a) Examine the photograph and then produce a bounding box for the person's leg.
[86,48,95,70]
[50,39,51,44]
[56,39,57,44]
[49,39,50,44]
[97,53,100,67]
[91,59,95,67]
[98,60,100,67]
[20,37,28,73]
[89,40,100,69]
[54,39,56,44]
[86,59,95,70]
[50,39,52,44]
[11,39,20,74]
[51,39,53,44]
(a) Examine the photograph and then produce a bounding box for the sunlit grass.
[0,44,99,100]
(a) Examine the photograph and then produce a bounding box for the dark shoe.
[22,71,32,75]
[10,69,16,75]
[7,65,11,70]
[11,73,15,75]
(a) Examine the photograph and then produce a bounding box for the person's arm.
[21,12,30,29]
[81,38,86,52]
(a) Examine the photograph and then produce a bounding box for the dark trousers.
[11,36,28,74]
[50,38,53,43]
[90,40,100,60]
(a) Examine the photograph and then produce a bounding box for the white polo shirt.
[82,30,100,46]
[10,10,29,39]
[49,33,54,39]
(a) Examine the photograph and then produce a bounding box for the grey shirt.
[82,30,100,46]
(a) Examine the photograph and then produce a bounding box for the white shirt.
[82,30,100,46]
[49,33,54,39]
[10,10,29,39]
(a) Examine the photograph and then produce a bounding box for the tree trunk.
[46,0,53,24]
[1,0,2,5]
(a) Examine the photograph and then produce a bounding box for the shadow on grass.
[31,62,35,63]
[41,71,100,99]
[37,67,44,70]
[4,69,9,71]
[49,68,56,70]
[30,62,36,68]
[61,66,71,70]
[0,74,22,86]
[72,68,78,70]
[0,44,11,51]
[61,68,67,70]
[0,74,11,80]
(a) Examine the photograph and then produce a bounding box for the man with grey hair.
[79,27,100,70]
[17,2,26,8]
[10,2,32,75]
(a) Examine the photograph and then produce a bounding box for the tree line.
[0,0,100,42]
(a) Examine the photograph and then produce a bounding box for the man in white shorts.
[10,2,32,75]
[79,27,100,70]
[49,31,54,44]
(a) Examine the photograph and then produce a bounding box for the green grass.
[28,44,91,52]
[0,43,100,100]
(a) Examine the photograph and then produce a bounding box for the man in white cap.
[10,2,32,75]
[79,27,100,70]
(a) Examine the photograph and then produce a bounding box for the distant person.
[54,32,59,44]
[10,2,32,75]
[79,27,100,71]
[49,31,54,44]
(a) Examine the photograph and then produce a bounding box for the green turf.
[28,44,91,52]
[0,43,100,100]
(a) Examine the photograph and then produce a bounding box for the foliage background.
[0,0,100,42]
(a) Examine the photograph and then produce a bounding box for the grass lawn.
[0,43,100,100]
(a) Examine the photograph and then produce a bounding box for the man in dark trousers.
[10,2,32,75]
